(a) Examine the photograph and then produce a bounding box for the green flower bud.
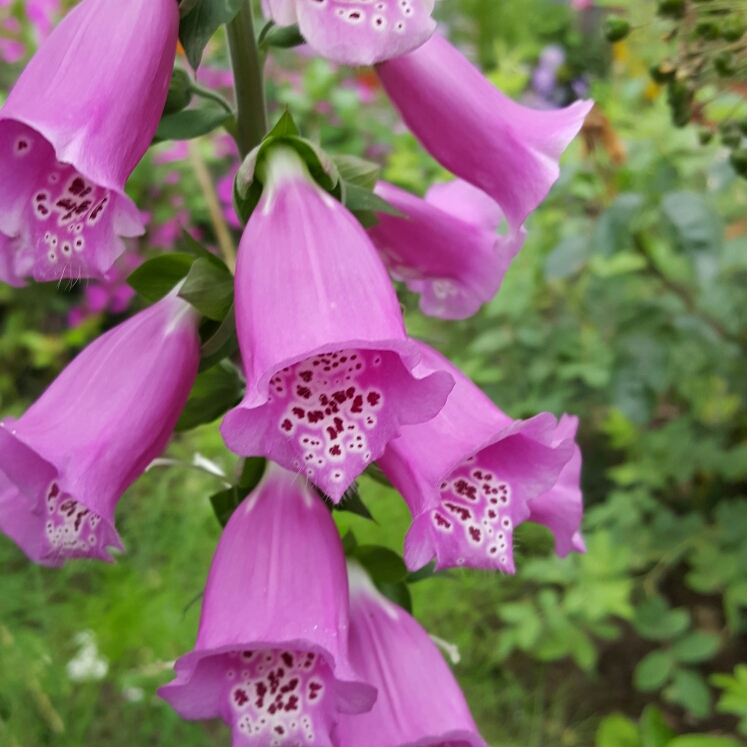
[163,68,193,116]
[657,0,686,20]
[604,17,631,42]
[721,16,745,42]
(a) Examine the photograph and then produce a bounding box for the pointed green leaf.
[664,669,713,718]
[333,155,380,191]
[178,257,234,320]
[639,705,675,747]
[156,106,230,141]
[634,650,675,692]
[175,361,243,431]
[341,530,358,556]
[343,181,404,216]
[179,0,244,70]
[178,230,229,270]
[199,305,239,371]
[352,545,408,585]
[260,23,305,49]
[127,253,196,302]
[671,632,721,664]
[237,457,266,491]
[209,484,248,528]
[376,581,412,614]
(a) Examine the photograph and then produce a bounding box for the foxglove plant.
[335,563,488,747]
[0,292,201,566]
[368,179,526,320]
[261,0,436,66]
[376,33,594,234]
[0,0,178,285]
[378,343,581,572]
[221,145,454,502]
[159,463,376,745]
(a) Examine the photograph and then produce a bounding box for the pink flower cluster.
[0,1,593,745]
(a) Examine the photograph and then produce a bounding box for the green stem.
[226,1,269,158]
[189,81,234,115]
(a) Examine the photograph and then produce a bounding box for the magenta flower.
[368,179,526,320]
[336,563,487,747]
[220,146,453,502]
[158,464,376,744]
[378,343,580,573]
[0,293,201,566]
[261,0,435,66]
[0,0,178,285]
[376,33,593,234]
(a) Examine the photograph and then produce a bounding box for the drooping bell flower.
[335,562,488,747]
[220,146,453,502]
[368,179,526,320]
[378,343,580,573]
[261,0,435,67]
[376,33,594,234]
[158,464,376,745]
[0,292,201,566]
[0,0,179,286]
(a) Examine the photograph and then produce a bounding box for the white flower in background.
[66,630,108,682]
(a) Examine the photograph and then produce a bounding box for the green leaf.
[376,581,412,614]
[333,155,380,191]
[544,236,591,280]
[406,561,438,584]
[363,463,394,488]
[156,106,230,141]
[267,109,301,138]
[237,457,266,492]
[175,361,243,431]
[127,253,196,302]
[634,650,675,692]
[260,22,305,49]
[639,705,675,747]
[352,546,408,585]
[664,669,713,718]
[341,530,358,556]
[178,257,234,321]
[179,0,243,70]
[671,632,721,664]
[209,484,248,528]
[178,230,229,270]
[596,714,641,747]
[318,483,375,522]
[661,191,723,255]
[163,68,193,116]
[594,192,644,257]
[199,306,239,371]
[634,596,691,641]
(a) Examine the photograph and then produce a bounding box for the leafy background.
[1,0,746,746]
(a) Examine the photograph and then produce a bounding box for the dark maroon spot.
[56,197,75,211]
[319,394,329,406]
[490,547,498,555]
[469,527,482,542]
[346,387,355,398]
[73,509,89,531]
[285,695,299,711]
[49,484,60,498]
[268,703,278,715]
[292,407,305,419]
[281,652,294,668]
[38,205,49,215]
[351,395,364,414]
[233,688,249,707]
[434,513,452,529]
[326,426,338,440]
[332,390,346,404]
[281,419,292,432]
[324,408,332,416]
[69,178,85,195]
[308,682,322,700]
[340,356,347,363]
[490,498,498,505]
[35,193,46,202]
[453,479,478,501]
[17,140,28,150]
[308,410,324,424]
[296,385,311,399]
[444,502,471,522]
[75,200,92,215]
[355,363,362,370]
[299,370,313,382]
[60,499,77,516]
[333,417,344,433]
[89,202,105,221]
[275,726,285,735]
[367,392,381,407]
[255,681,267,708]
[330,445,341,456]
[488,510,497,519]
[280,677,298,694]
[474,470,483,479]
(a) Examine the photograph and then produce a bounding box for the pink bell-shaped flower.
[335,562,488,747]
[376,33,593,234]
[0,0,179,285]
[378,343,581,573]
[262,0,436,66]
[158,463,377,746]
[220,146,453,502]
[368,179,526,320]
[0,292,201,566]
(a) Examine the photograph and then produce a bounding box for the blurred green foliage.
[1,0,747,745]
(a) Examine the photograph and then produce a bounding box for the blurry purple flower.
[159,463,376,744]
[221,146,453,502]
[377,33,593,234]
[335,563,488,747]
[532,44,565,98]
[0,0,178,285]
[27,0,60,41]
[0,293,201,566]
[378,343,580,572]
[261,0,436,66]
[153,141,189,166]
[368,179,526,320]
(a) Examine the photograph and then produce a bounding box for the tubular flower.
[158,464,377,746]
[0,0,179,285]
[220,146,453,503]
[376,33,594,234]
[378,343,580,573]
[261,0,436,67]
[335,563,488,747]
[368,179,526,320]
[0,292,201,566]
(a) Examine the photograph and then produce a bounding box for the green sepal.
[233,111,341,225]
[127,253,196,302]
[175,360,244,432]
[363,463,394,488]
[198,305,239,372]
[350,545,408,585]
[178,230,230,269]
[179,0,244,70]
[155,106,232,142]
[341,530,358,556]
[163,68,193,116]
[376,581,413,614]
[209,483,249,528]
[316,483,376,522]
[332,154,380,191]
[178,257,234,321]
[259,22,306,49]
[406,561,439,584]
[237,457,267,491]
